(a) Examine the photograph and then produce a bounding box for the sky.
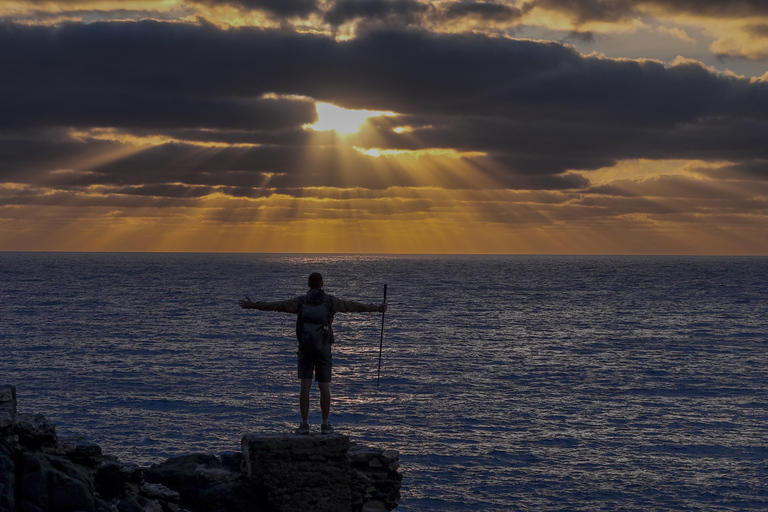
[2,0,768,254]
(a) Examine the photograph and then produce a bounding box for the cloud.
[525,0,635,25]
[696,160,768,181]
[0,92,317,131]
[197,0,319,17]
[323,0,430,27]
[442,1,524,22]
[3,20,768,192]
[643,0,768,18]
[748,24,768,37]
[657,26,695,43]
[523,0,768,24]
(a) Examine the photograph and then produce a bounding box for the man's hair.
[308,272,323,289]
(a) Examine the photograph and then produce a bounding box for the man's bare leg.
[300,378,313,424]
[318,381,331,424]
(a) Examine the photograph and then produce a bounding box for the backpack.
[296,290,335,356]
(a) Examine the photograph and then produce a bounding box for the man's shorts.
[297,343,332,382]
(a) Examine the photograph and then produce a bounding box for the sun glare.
[309,102,393,135]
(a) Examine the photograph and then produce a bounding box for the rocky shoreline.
[0,384,401,512]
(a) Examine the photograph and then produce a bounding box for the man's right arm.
[239,297,299,314]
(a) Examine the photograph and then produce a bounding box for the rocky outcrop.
[0,385,402,512]
[240,434,401,512]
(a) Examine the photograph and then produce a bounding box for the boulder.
[241,433,400,512]
[0,385,17,441]
[54,437,105,467]
[0,385,16,419]
[143,454,263,512]
[242,433,352,512]
[94,461,143,501]
[15,414,57,450]
[16,450,96,512]
[0,441,16,512]
[348,445,402,511]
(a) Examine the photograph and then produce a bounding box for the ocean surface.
[3,253,768,511]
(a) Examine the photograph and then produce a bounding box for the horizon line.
[1,250,766,257]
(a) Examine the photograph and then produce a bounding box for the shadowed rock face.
[0,385,402,512]
[143,453,265,512]
[241,433,402,512]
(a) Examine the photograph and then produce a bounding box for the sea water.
[2,253,768,511]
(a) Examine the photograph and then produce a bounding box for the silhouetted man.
[239,272,386,434]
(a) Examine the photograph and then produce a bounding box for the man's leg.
[318,381,331,424]
[299,378,313,424]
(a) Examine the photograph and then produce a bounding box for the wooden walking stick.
[377,284,387,387]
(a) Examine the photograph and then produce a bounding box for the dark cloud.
[523,0,768,24]
[747,24,768,37]
[588,175,731,199]
[442,1,523,22]
[642,0,768,18]
[0,93,317,131]
[194,0,319,17]
[565,30,595,42]
[3,20,768,191]
[110,184,216,198]
[696,160,768,181]
[4,21,763,125]
[323,0,430,26]
[524,0,634,24]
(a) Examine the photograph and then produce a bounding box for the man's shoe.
[295,422,310,435]
[321,423,334,435]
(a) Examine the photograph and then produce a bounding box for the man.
[239,272,386,435]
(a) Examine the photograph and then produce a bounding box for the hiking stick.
[376,284,387,387]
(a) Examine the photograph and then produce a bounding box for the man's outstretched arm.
[332,297,387,313]
[239,297,300,314]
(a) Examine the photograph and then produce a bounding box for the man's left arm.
[332,296,386,313]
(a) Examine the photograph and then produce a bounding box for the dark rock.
[0,385,17,443]
[115,493,145,512]
[53,436,105,468]
[144,454,237,490]
[0,441,16,512]
[144,454,263,512]
[15,414,57,450]
[241,433,400,512]
[348,445,401,510]
[93,494,114,512]
[95,461,143,501]
[16,450,96,512]
[219,452,243,473]
[0,385,402,512]
[140,482,180,503]
[0,385,16,419]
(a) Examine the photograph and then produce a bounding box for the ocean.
[2,253,768,511]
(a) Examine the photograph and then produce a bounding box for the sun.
[308,102,394,135]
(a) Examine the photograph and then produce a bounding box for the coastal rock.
[0,385,16,420]
[15,413,57,450]
[242,433,352,512]
[0,385,17,442]
[16,450,96,512]
[0,442,16,512]
[241,434,400,512]
[0,385,402,512]
[143,453,262,512]
[53,437,105,468]
[94,461,143,501]
[348,445,401,511]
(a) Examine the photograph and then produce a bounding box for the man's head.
[308,272,324,289]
